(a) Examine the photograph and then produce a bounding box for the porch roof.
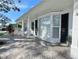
[16,0,74,22]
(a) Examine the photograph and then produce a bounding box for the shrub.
[0,33,4,36]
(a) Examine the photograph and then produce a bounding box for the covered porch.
[16,0,78,59]
[16,0,74,44]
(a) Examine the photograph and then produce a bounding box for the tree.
[7,24,14,33]
[0,14,11,27]
[0,0,21,28]
[0,0,20,12]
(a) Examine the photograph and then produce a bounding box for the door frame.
[60,10,71,43]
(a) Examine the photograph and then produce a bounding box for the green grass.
[0,33,4,36]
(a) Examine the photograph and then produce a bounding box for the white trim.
[50,15,53,42]
[59,14,61,43]
[71,45,78,59]
[37,8,72,19]
[37,18,40,37]
[71,45,78,49]
[38,13,52,19]
[21,20,24,36]
[31,18,37,22]
[34,21,35,36]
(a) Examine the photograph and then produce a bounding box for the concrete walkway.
[0,38,72,59]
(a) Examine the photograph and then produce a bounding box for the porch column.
[27,16,31,37]
[34,21,35,36]
[71,0,78,59]
[16,23,19,35]
[21,20,24,36]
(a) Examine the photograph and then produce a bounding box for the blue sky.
[0,0,42,23]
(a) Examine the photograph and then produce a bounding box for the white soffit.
[20,0,74,21]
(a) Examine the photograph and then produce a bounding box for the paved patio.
[0,38,72,59]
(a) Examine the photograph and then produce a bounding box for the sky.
[0,0,42,24]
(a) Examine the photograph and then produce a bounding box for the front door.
[61,13,69,43]
[35,20,38,35]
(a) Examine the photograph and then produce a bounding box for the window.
[52,15,61,38]
[53,27,59,38]
[39,16,51,39]
[53,15,60,26]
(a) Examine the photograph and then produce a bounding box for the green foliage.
[0,0,20,13]
[18,24,22,28]
[0,33,4,36]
